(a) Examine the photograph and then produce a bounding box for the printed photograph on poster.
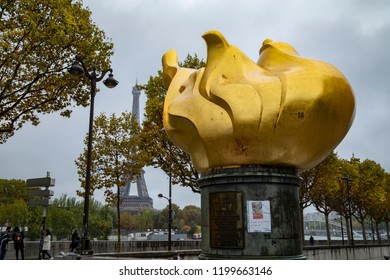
[247,200,271,232]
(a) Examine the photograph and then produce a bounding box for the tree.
[159,203,181,231]
[137,209,155,231]
[120,212,139,231]
[138,54,205,193]
[45,195,115,240]
[1,199,29,227]
[47,194,82,240]
[26,207,44,240]
[299,168,315,243]
[0,0,114,143]
[383,173,390,244]
[354,159,385,244]
[180,205,201,236]
[0,179,29,226]
[0,179,29,202]
[357,159,387,243]
[309,152,342,244]
[87,200,115,240]
[336,156,360,244]
[297,152,390,245]
[75,112,142,250]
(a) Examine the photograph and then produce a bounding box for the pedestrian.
[309,235,314,245]
[42,229,53,260]
[12,227,24,260]
[70,229,80,252]
[0,226,12,260]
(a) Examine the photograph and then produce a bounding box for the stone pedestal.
[198,166,305,260]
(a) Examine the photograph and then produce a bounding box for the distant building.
[119,84,153,215]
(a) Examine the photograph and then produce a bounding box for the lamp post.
[157,129,174,251]
[158,191,172,251]
[335,214,344,245]
[340,215,345,245]
[343,175,354,245]
[68,56,118,253]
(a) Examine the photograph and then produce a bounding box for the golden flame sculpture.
[162,30,355,172]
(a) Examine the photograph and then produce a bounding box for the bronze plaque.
[209,192,244,248]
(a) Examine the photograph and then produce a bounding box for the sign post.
[27,172,55,259]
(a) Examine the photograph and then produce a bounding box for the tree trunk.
[325,212,331,245]
[346,216,352,243]
[360,217,367,244]
[376,222,381,244]
[300,206,305,245]
[117,184,121,253]
[370,220,376,244]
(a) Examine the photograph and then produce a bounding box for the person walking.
[309,235,315,245]
[0,227,11,260]
[70,229,80,252]
[42,229,53,260]
[12,227,24,260]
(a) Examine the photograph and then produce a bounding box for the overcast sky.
[1,0,389,211]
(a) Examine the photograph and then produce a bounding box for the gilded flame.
[162,30,355,172]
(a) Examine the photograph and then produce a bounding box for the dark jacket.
[12,231,24,248]
[0,231,10,250]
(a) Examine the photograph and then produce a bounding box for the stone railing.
[3,240,390,260]
[3,240,201,260]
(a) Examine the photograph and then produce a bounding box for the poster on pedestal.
[247,200,271,233]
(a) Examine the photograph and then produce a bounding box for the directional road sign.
[29,189,54,197]
[28,200,53,207]
[26,177,55,188]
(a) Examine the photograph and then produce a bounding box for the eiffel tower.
[119,84,154,215]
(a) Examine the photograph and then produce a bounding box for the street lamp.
[157,128,174,251]
[343,175,354,245]
[68,56,118,253]
[158,192,172,251]
[334,214,344,245]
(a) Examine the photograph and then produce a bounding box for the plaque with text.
[210,192,244,248]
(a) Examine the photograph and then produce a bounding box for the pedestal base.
[198,166,305,260]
